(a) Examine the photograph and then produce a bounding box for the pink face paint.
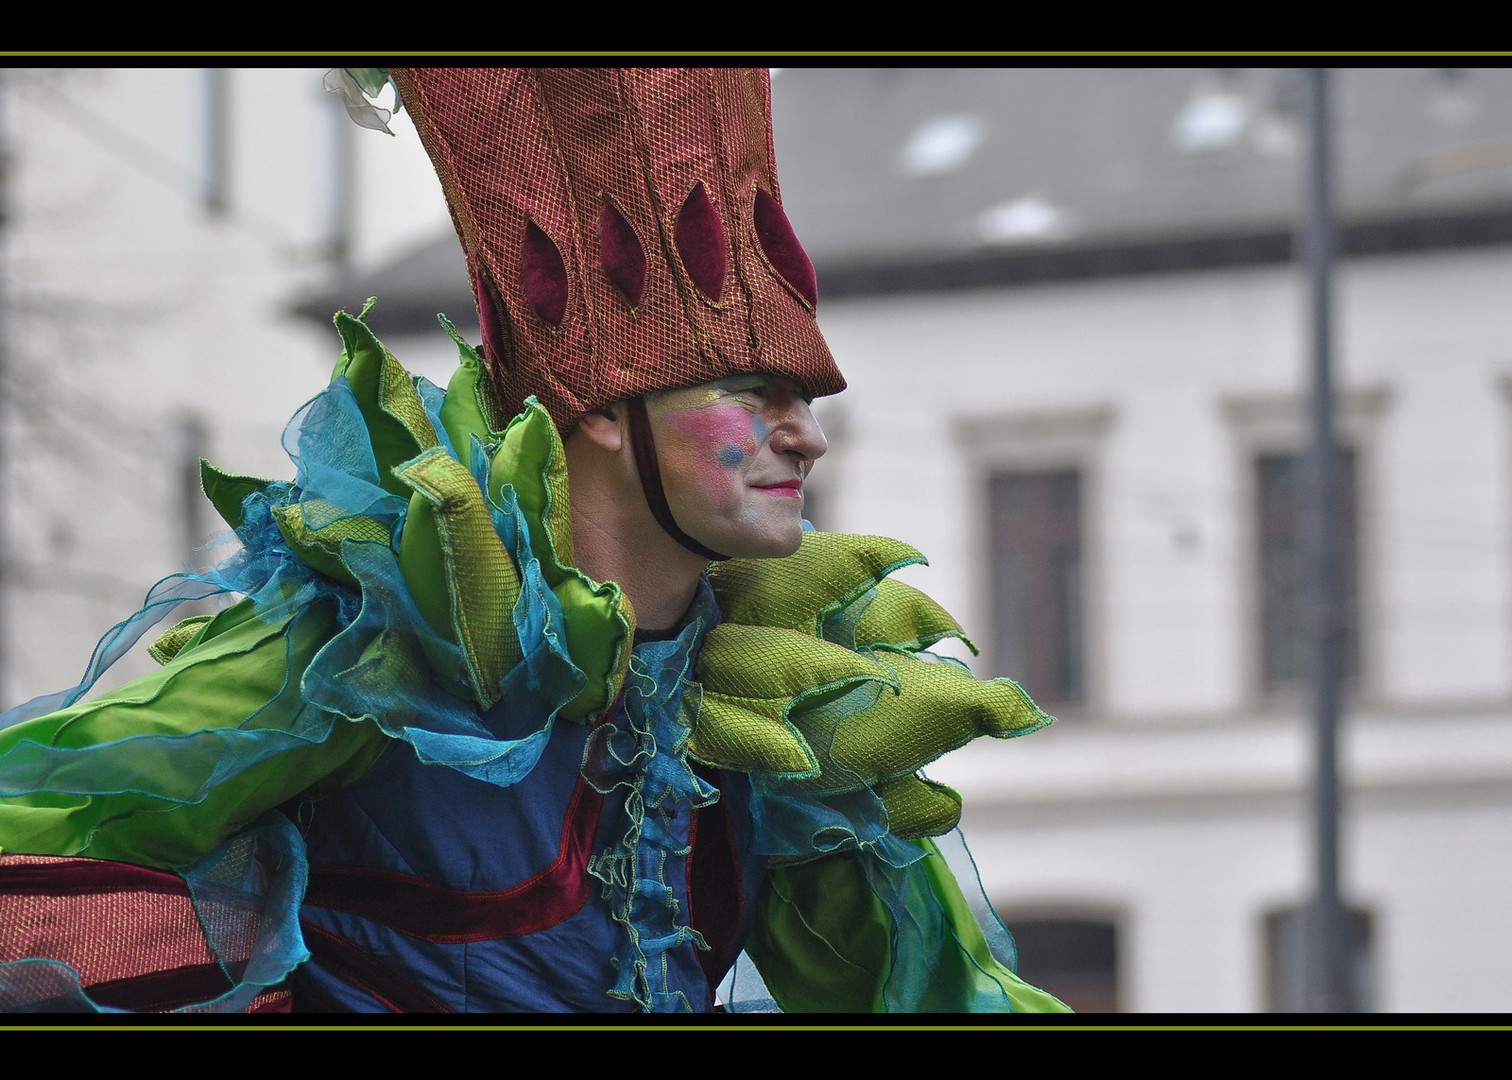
[661,404,757,494]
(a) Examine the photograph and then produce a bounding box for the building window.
[1255,449,1359,690]
[988,470,1084,704]
[1264,905,1374,1012]
[1008,916,1119,1013]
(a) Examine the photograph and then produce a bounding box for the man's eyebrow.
[712,374,771,392]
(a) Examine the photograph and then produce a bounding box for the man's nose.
[772,399,828,462]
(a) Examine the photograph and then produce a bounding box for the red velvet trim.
[626,396,729,562]
[300,921,454,1013]
[303,775,606,944]
[0,856,190,898]
[753,188,819,309]
[521,220,569,326]
[600,198,647,307]
[85,963,235,1012]
[674,182,728,302]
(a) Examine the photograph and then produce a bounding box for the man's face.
[645,374,828,558]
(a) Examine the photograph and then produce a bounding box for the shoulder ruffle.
[696,531,1052,853]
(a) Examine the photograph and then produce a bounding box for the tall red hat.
[388,68,846,433]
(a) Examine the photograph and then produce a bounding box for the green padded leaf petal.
[489,399,574,571]
[331,309,439,498]
[708,532,927,635]
[690,624,897,776]
[688,694,819,778]
[694,624,897,705]
[874,774,962,840]
[437,316,503,462]
[199,460,273,530]
[855,578,975,656]
[826,652,1052,788]
[489,401,633,722]
[271,500,391,589]
[148,615,214,666]
[395,446,523,709]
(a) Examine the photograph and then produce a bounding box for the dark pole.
[1300,66,1350,1013]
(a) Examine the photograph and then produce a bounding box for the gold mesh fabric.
[389,68,846,431]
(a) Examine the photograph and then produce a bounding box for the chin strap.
[625,396,730,562]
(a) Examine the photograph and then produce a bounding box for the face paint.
[643,374,828,559]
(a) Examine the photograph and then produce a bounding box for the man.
[0,68,1068,1014]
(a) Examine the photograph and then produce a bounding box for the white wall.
[815,245,1512,1011]
[2,68,448,703]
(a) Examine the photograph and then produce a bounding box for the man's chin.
[709,527,804,561]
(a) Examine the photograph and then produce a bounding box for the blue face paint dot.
[717,444,745,468]
[751,415,770,442]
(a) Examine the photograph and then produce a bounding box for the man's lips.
[755,479,803,498]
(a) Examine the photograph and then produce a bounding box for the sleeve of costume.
[0,595,387,869]
[746,838,1070,1013]
[696,531,1073,1013]
[0,309,633,1012]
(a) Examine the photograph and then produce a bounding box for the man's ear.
[576,404,625,452]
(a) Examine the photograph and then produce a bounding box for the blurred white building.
[770,68,1512,1014]
[4,66,1510,1014]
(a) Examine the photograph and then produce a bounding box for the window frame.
[1222,388,1388,706]
[955,405,1113,718]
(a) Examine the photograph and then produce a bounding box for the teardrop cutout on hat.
[674,181,728,303]
[600,197,647,308]
[521,220,569,327]
[473,264,514,368]
[753,187,818,310]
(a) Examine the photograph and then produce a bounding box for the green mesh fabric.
[855,578,974,655]
[873,775,962,841]
[147,616,213,666]
[691,624,892,778]
[828,651,1050,785]
[395,447,523,708]
[271,501,392,589]
[708,532,925,634]
[699,531,1054,839]
[330,307,438,500]
[381,343,440,451]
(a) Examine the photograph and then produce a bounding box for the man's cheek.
[665,407,758,487]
